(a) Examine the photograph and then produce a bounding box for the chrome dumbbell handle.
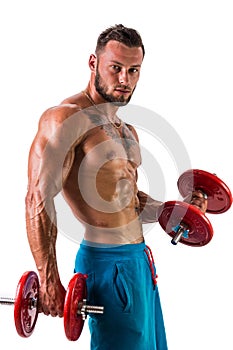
[0,295,38,309]
[171,223,190,245]
[78,299,104,320]
[0,297,15,305]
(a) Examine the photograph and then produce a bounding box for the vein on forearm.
[25,189,59,280]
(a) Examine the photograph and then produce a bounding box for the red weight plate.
[178,169,232,214]
[14,271,39,337]
[159,201,214,246]
[64,273,87,341]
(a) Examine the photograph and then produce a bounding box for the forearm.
[137,190,163,224]
[25,191,60,285]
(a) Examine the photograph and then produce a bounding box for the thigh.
[88,258,157,349]
[74,249,167,350]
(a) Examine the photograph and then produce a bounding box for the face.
[92,41,144,106]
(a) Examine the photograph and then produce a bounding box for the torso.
[61,94,144,244]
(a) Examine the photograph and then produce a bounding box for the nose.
[118,68,129,85]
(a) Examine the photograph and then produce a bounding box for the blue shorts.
[74,241,168,350]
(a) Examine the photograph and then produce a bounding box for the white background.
[0,0,232,349]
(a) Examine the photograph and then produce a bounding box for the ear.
[89,54,97,72]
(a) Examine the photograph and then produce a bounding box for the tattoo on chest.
[86,112,140,162]
[104,123,138,154]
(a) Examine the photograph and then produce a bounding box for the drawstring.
[144,245,158,288]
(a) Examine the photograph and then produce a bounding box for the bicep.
[27,113,73,201]
[26,131,62,209]
[26,106,90,204]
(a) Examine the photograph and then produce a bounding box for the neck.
[83,86,120,123]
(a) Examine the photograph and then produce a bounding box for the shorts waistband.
[79,240,146,259]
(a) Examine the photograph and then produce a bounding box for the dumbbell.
[0,271,104,339]
[0,271,39,337]
[158,169,232,246]
[64,273,104,341]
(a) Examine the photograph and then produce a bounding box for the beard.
[94,67,135,106]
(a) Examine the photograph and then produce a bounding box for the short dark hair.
[95,24,145,57]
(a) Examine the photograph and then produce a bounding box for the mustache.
[114,85,132,91]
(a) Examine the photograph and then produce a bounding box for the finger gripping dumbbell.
[0,271,104,340]
[158,169,232,247]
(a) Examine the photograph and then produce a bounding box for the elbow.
[25,188,52,219]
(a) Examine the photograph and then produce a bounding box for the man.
[26,24,207,349]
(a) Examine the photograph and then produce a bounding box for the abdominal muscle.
[62,151,144,245]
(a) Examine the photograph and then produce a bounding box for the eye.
[129,67,139,74]
[111,65,121,72]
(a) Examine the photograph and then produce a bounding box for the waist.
[83,217,143,246]
[79,240,147,259]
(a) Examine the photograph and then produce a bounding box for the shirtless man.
[25,24,207,349]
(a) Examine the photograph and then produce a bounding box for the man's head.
[95,24,145,58]
[89,24,145,106]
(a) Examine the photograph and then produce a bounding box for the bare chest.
[80,123,141,170]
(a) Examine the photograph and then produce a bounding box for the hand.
[183,190,208,214]
[38,280,66,317]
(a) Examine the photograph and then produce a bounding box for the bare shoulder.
[37,92,90,136]
[27,92,92,189]
[60,91,87,106]
[39,102,81,130]
[30,92,91,157]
